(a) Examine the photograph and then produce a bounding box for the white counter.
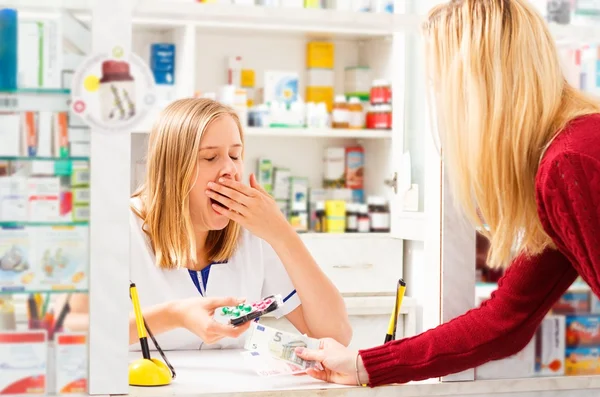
[124,350,600,397]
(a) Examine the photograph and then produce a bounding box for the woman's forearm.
[129,301,180,345]
[270,229,352,345]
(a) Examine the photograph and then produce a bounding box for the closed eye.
[205,157,216,162]
[230,156,240,160]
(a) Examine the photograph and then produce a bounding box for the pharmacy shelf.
[0,88,71,112]
[550,22,600,43]
[299,232,391,240]
[0,288,88,295]
[10,0,418,37]
[476,281,591,301]
[0,156,88,162]
[245,127,392,139]
[0,221,88,227]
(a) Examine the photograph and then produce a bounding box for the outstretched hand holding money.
[295,338,369,386]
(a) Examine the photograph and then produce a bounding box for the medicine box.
[324,147,346,188]
[345,146,364,190]
[565,347,600,375]
[344,66,371,100]
[0,176,27,222]
[566,315,600,347]
[325,200,346,233]
[289,177,308,211]
[273,167,291,201]
[150,43,176,85]
[553,291,591,314]
[262,71,299,106]
[591,294,600,314]
[241,69,255,88]
[257,158,274,194]
[306,41,334,69]
[18,19,62,89]
[535,315,566,377]
[0,226,34,292]
[306,86,334,112]
[307,69,334,87]
[0,114,20,157]
[0,331,48,395]
[55,333,88,395]
[27,177,60,222]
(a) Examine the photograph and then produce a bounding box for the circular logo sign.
[71,48,156,133]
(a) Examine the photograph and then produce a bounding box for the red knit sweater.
[360,114,600,386]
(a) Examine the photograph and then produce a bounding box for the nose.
[219,156,238,180]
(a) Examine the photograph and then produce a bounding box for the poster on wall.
[70,46,156,134]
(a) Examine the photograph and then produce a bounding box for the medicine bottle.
[367,196,390,233]
[345,203,359,233]
[370,79,392,104]
[347,97,364,129]
[314,201,326,233]
[332,95,350,129]
[357,204,370,233]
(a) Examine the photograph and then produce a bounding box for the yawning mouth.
[210,197,229,211]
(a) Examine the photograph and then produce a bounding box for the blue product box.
[150,43,176,85]
[351,189,364,203]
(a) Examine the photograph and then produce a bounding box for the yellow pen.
[130,283,151,360]
[34,293,42,318]
[384,279,406,344]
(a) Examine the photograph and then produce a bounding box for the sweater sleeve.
[359,249,577,386]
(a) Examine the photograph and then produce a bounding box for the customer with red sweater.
[295,0,600,387]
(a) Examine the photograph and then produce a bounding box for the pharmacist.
[66,98,351,351]
[295,0,600,387]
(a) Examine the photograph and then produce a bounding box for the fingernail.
[295,347,305,355]
[207,182,214,188]
[205,190,212,195]
[219,178,225,183]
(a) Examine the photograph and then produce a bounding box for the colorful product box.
[0,226,35,293]
[324,147,345,189]
[36,225,89,291]
[272,168,291,201]
[535,315,566,376]
[289,177,308,211]
[55,333,87,395]
[566,346,600,376]
[261,71,299,107]
[0,331,47,395]
[257,158,273,194]
[345,146,364,190]
[306,41,334,69]
[553,291,591,314]
[566,315,600,347]
[325,200,346,233]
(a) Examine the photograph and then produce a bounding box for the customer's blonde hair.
[132,98,244,269]
[423,0,600,268]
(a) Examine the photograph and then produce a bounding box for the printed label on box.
[566,346,600,375]
[36,226,89,290]
[566,315,600,347]
[55,333,87,395]
[0,331,47,395]
[535,315,566,376]
[0,227,35,292]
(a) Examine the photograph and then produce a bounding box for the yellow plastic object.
[129,358,172,387]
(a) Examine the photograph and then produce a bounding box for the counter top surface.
[125,350,600,397]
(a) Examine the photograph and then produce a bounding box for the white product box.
[0,114,20,157]
[55,333,87,395]
[18,19,62,89]
[261,71,299,106]
[27,177,60,222]
[273,168,291,201]
[257,0,281,5]
[324,147,345,183]
[36,225,89,290]
[37,111,53,157]
[535,315,566,377]
[0,226,34,292]
[0,176,27,222]
[0,331,47,395]
[476,337,535,380]
[307,68,334,87]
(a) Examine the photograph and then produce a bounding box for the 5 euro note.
[244,322,320,370]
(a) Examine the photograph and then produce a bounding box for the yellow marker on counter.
[128,282,171,387]
[384,279,406,344]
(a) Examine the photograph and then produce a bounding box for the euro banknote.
[241,351,309,377]
[244,323,319,370]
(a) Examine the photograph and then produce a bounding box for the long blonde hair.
[423,0,600,268]
[132,98,244,269]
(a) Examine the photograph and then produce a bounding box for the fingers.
[205,296,245,309]
[208,180,251,204]
[295,347,325,363]
[306,368,329,382]
[204,320,251,344]
[212,203,244,223]
[216,178,256,198]
[249,173,268,194]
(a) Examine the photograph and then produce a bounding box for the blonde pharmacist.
[295,0,600,388]
[65,98,351,350]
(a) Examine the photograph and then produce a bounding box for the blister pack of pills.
[220,295,283,327]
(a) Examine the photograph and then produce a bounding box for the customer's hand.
[295,338,369,386]
[206,173,291,243]
[175,296,251,344]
